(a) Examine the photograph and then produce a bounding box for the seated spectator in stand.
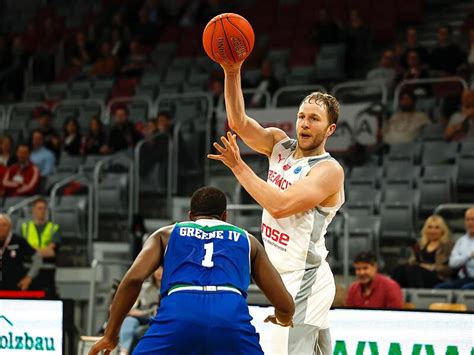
[70,31,96,73]
[392,215,454,288]
[2,144,40,196]
[20,198,60,298]
[36,110,61,158]
[118,267,162,355]
[346,251,403,309]
[3,36,29,100]
[444,89,474,141]
[429,25,465,76]
[401,27,429,68]
[30,130,56,177]
[209,77,224,107]
[101,107,142,154]
[461,3,474,34]
[89,41,119,78]
[382,91,431,144]
[81,116,107,155]
[0,214,42,291]
[399,51,429,95]
[366,49,397,92]
[121,40,149,77]
[132,7,160,45]
[344,9,371,77]
[0,135,16,197]
[435,207,474,290]
[311,8,341,45]
[250,61,279,108]
[62,117,82,156]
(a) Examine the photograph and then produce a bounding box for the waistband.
[167,284,242,296]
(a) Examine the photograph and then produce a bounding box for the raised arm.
[223,64,287,156]
[249,235,294,326]
[89,225,173,355]
[209,133,344,219]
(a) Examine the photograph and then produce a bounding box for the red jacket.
[2,161,40,196]
[345,274,403,309]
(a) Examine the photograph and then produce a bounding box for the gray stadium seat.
[23,85,46,101]
[419,178,453,216]
[69,81,92,99]
[52,207,83,239]
[266,48,290,67]
[384,163,421,187]
[455,290,474,311]
[420,123,444,141]
[385,143,420,165]
[457,156,474,192]
[57,155,84,174]
[46,83,69,101]
[460,140,474,157]
[286,66,315,85]
[409,289,453,309]
[345,185,381,214]
[350,166,382,188]
[315,44,346,81]
[421,141,458,165]
[380,204,415,242]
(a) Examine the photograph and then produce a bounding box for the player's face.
[425,221,443,241]
[296,102,335,152]
[354,262,377,285]
[465,209,474,236]
[0,218,10,240]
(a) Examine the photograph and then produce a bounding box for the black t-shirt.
[0,234,36,290]
[420,247,437,264]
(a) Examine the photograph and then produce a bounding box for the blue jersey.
[160,219,251,296]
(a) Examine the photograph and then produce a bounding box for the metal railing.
[54,98,106,125]
[331,80,388,104]
[50,173,94,263]
[0,105,5,130]
[226,204,351,287]
[7,194,44,215]
[434,203,473,215]
[86,259,131,335]
[393,77,468,112]
[271,85,327,108]
[106,96,153,125]
[93,154,134,240]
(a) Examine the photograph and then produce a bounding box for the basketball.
[202,13,255,65]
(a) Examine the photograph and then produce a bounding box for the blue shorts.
[133,291,264,355]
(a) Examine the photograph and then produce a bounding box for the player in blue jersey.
[89,186,295,355]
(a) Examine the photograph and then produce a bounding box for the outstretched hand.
[264,314,294,328]
[88,336,118,355]
[207,132,242,170]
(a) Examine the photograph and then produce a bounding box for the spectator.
[401,27,429,68]
[118,267,162,355]
[429,25,465,75]
[311,8,340,45]
[366,49,397,92]
[30,130,56,177]
[70,31,96,71]
[81,116,107,155]
[382,91,431,144]
[435,207,474,290]
[20,198,60,298]
[62,117,82,156]
[344,9,371,77]
[392,215,454,288]
[345,251,403,309]
[2,36,29,100]
[89,41,119,78]
[2,144,40,197]
[209,77,224,107]
[34,17,60,83]
[101,107,142,153]
[110,28,127,60]
[104,12,132,44]
[400,50,429,85]
[121,40,149,77]
[0,214,42,291]
[36,110,61,158]
[250,61,279,108]
[444,89,474,141]
[22,21,39,55]
[144,0,164,26]
[0,135,16,197]
[132,7,160,45]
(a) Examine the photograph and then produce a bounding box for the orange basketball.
[202,13,255,65]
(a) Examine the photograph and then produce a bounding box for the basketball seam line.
[226,16,251,51]
[219,17,237,63]
[209,21,218,62]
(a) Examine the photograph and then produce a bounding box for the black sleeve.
[16,235,36,259]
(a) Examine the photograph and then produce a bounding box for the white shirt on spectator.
[382,111,431,144]
[449,233,474,278]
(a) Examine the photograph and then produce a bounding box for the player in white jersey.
[208,63,344,355]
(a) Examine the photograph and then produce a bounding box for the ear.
[220,211,227,222]
[326,123,337,138]
[188,211,194,221]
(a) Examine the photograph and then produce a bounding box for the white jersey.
[261,137,345,274]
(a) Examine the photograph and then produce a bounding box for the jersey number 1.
[202,242,214,267]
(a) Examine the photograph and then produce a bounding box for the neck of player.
[293,145,327,159]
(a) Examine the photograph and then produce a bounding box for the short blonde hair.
[420,215,451,247]
[300,92,340,125]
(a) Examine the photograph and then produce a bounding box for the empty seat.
[46,83,69,101]
[455,291,474,311]
[350,166,382,187]
[421,141,458,165]
[460,140,474,157]
[315,44,346,81]
[380,204,415,242]
[345,185,381,213]
[420,123,444,141]
[419,178,453,216]
[338,214,380,262]
[52,207,82,239]
[457,156,474,191]
[384,163,421,187]
[385,143,420,164]
[286,66,315,85]
[409,289,453,309]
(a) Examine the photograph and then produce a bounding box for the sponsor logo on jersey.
[261,223,290,251]
[267,169,292,190]
[277,153,285,163]
[293,166,302,174]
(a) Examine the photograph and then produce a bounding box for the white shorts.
[270,261,336,355]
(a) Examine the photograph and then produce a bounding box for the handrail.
[86,259,132,335]
[50,173,94,263]
[218,89,271,111]
[53,98,106,125]
[393,77,468,112]
[331,80,388,104]
[271,85,327,108]
[7,194,44,215]
[93,154,134,241]
[156,91,213,186]
[166,133,174,215]
[106,96,153,125]
[134,132,168,213]
[226,204,350,287]
[170,118,192,197]
[434,203,473,215]
[6,101,49,128]
[0,105,5,130]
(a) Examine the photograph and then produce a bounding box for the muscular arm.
[102,225,172,339]
[249,235,294,323]
[224,67,287,156]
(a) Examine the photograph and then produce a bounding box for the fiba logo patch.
[294,166,302,174]
[230,37,247,59]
